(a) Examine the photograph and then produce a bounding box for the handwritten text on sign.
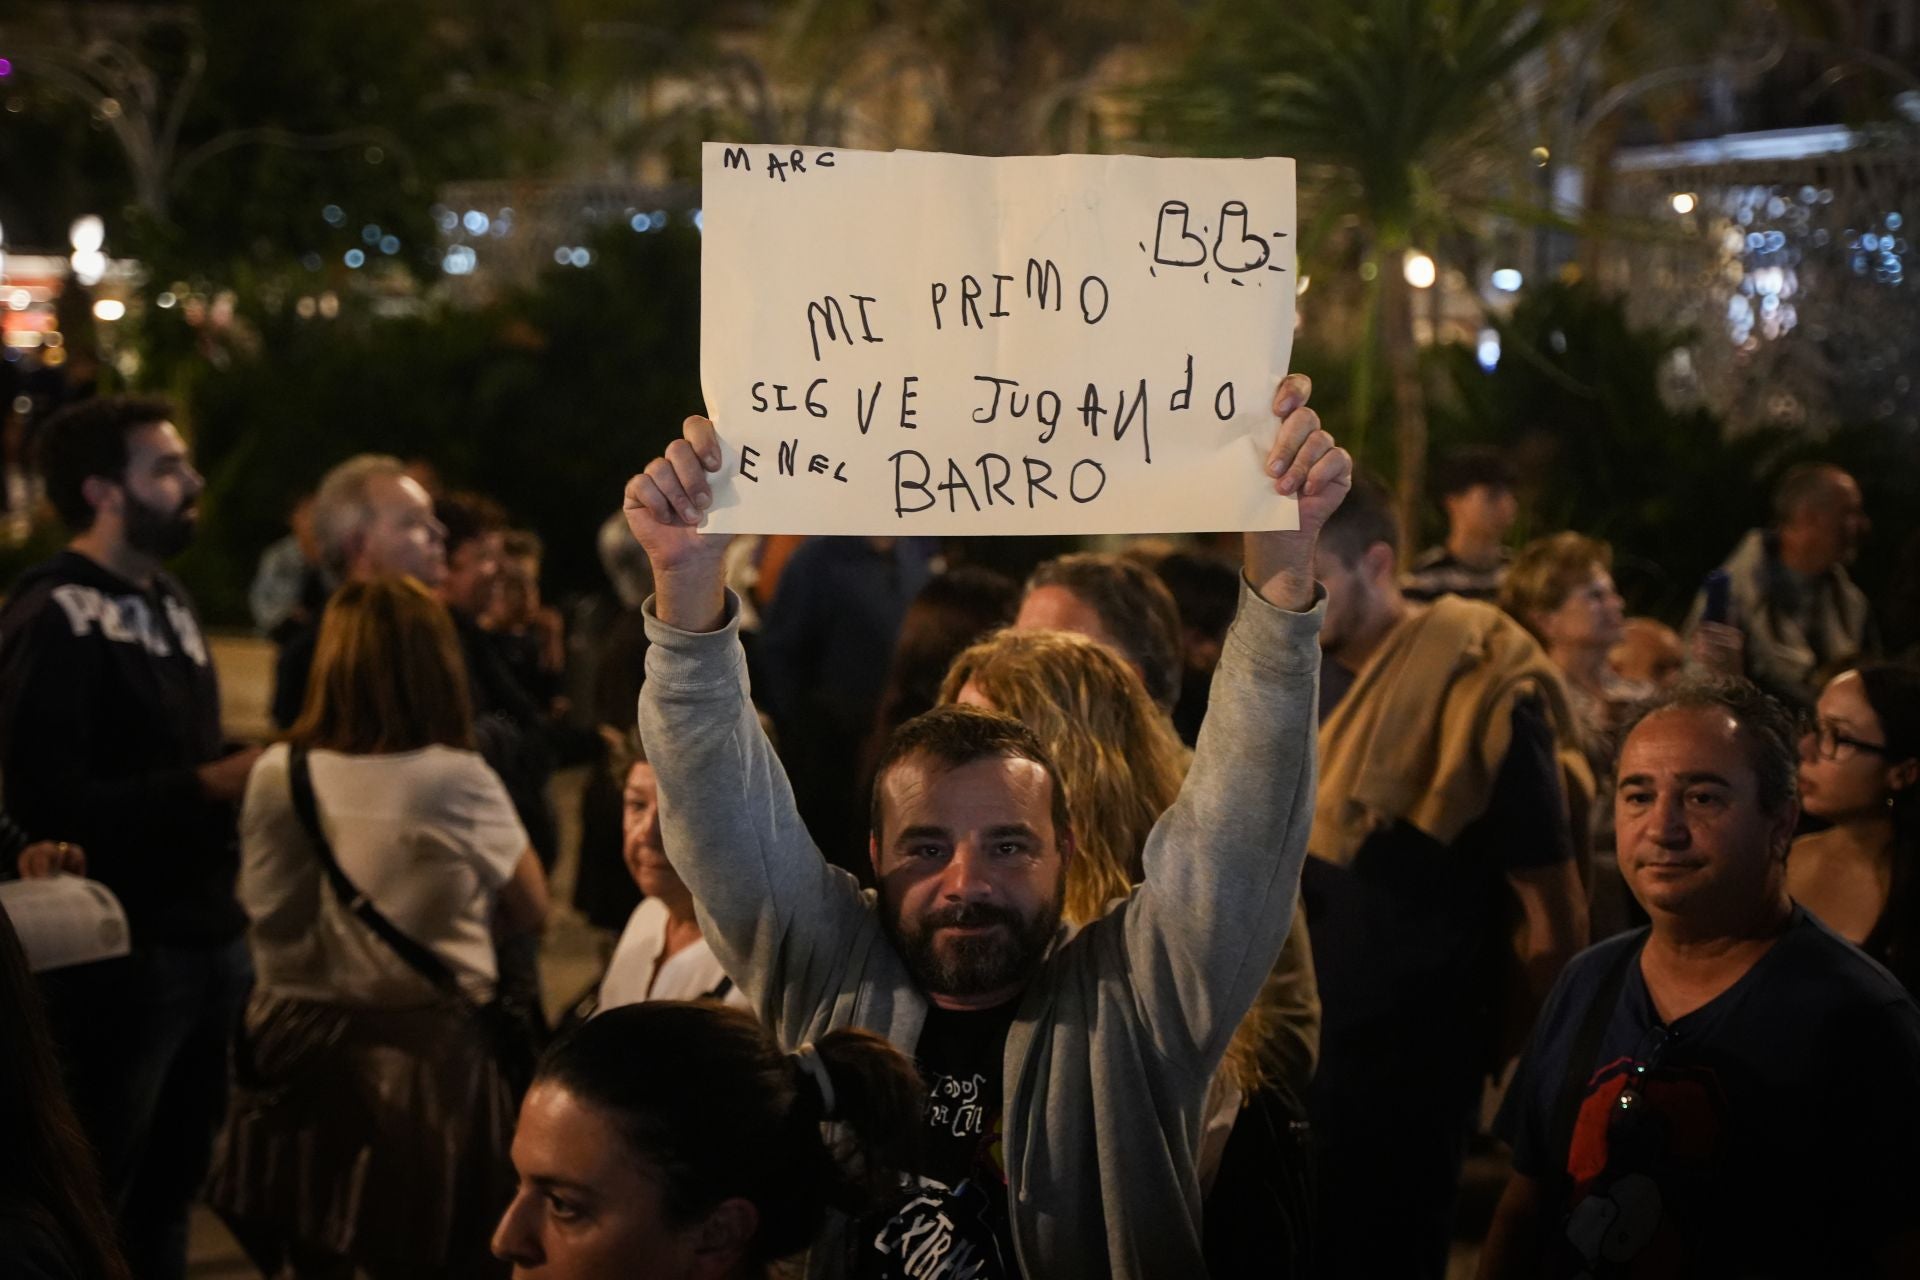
[699,144,1297,535]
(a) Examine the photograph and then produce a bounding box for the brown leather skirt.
[205,990,514,1278]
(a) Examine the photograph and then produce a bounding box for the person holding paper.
[0,395,257,1280]
[2,808,87,879]
[621,374,1346,1279]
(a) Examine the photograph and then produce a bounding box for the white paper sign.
[699,143,1298,535]
[0,875,131,973]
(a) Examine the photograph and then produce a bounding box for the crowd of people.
[0,384,1917,1280]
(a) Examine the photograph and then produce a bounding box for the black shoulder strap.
[287,744,468,1003]
[1546,939,1639,1194]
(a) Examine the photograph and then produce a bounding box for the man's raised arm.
[1119,374,1351,1072]
[1242,375,1341,615]
[623,416,733,633]
[624,419,881,1033]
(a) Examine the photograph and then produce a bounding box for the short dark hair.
[35,395,177,532]
[1616,675,1801,817]
[1433,446,1516,501]
[501,528,544,562]
[1319,472,1400,569]
[435,490,508,557]
[870,705,1072,846]
[605,726,649,785]
[872,566,1020,739]
[1154,551,1240,646]
[1025,553,1182,709]
[1772,462,1853,525]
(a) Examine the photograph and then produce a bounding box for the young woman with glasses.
[1790,663,1920,992]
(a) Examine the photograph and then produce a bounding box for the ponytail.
[810,1027,926,1208]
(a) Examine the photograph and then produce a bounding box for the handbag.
[286,744,541,1096]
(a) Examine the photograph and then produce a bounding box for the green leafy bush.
[168,222,701,624]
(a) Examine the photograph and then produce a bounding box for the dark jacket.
[0,551,241,945]
[1686,529,1877,709]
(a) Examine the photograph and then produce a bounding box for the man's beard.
[883,894,1062,1000]
[123,490,196,558]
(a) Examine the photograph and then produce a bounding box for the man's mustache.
[924,903,1024,931]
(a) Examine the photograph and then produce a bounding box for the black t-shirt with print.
[853,1000,1020,1279]
[1497,908,1920,1278]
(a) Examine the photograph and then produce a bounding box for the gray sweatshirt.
[638,576,1323,1278]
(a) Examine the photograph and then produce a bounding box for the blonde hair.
[1500,532,1613,644]
[289,577,475,755]
[941,630,1185,925]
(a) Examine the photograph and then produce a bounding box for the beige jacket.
[1311,595,1593,866]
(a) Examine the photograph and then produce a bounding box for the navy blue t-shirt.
[1497,908,1920,1278]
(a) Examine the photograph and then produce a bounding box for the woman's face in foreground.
[492,1082,750,1280]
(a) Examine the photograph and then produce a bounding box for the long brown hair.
[0,909,131,1280]
[288,577,475,754]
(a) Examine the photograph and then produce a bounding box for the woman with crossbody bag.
[206,576,549,1279]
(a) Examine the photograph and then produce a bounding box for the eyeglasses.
[1804,717,1892,762]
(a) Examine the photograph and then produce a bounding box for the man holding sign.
[621,368,1345,1277]
[697,143,1300,539]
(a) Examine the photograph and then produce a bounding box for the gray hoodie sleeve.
[636,591,886,1040]
[1111,576,1324,1073]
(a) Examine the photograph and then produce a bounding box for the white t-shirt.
[240,743,528,1004]
[599,897,748,1010]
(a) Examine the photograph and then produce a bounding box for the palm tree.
[1153,0,1562,539]
[670,0,1183,155]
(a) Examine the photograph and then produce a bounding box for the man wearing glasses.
[1478,675,1920,1280]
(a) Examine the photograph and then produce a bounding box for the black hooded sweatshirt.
[0,550,242,945]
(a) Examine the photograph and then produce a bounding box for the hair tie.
[790,1043,838,1121]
